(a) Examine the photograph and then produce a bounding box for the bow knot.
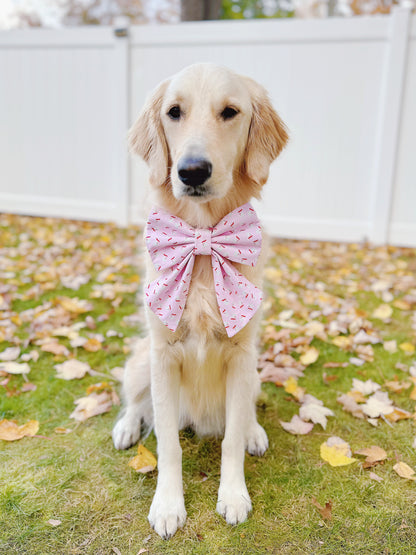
[194,228,212,255]
[145,203,263,337]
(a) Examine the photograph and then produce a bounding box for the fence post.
[112,17,130,226]
[368,7,411,244]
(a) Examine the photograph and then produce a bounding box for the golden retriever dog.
[112,63,288,539]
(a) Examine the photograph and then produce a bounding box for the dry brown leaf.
[354,446,387,464]
[128,444,157,473]
[0,419,39,441]
[311,496,332,520]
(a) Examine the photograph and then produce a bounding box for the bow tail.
[145,254,195,332]
[212,255,263,337]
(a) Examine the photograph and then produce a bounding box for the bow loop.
[145,203,262,337]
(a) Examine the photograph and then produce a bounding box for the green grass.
[1,215,416,554]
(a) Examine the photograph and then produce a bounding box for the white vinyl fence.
[0,9,415,246]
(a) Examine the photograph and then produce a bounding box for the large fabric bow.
[144,203,263,337]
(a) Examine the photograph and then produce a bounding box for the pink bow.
[144,203,263,337]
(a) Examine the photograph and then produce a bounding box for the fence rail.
[0,9,415,246]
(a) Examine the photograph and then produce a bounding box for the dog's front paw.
[112,410,141,450]
[216,485,252,525]
[246,423,268,457]
[148,492,187,539]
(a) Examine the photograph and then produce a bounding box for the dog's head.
[129,63,288,206]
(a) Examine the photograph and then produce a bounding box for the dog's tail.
[112,337,153,450]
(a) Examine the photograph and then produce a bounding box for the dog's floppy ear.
[128,79,170,187]
[243,77,288,188]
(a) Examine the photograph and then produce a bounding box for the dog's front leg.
[148,345,186,539]
[217,346,257,525]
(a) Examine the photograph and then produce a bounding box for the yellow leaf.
[300,347,319,366]
[385,408,412,422]
[320,438,357,467]
[332,336,352,350]
[372,304,393,320]
[393,299,411,311]
[399,342,415,354]
[0,419,39,441]
[393,462,416,480]
[283,376,305,402]
[57,297,92,314]
[128,444,157,473]
[82,338,102,352]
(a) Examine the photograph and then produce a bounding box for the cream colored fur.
[112,63,288,539]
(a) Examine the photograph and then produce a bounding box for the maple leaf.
[128,444,157,473]
[41,341,70,357]
[299,399,334,430]
[0,419,39,441]
[320,437,357,467]
[280,415,314,435]
[311,497,332,520]
[54,359,91,380]
[57,297,93,314]
[351,378,380,396]
[362,391,394,418]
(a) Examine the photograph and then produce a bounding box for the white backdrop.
[0,9,415,245]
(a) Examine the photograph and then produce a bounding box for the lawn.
[1,213,416,555]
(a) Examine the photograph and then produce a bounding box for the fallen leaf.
[0,419,39,441]
[283,376,305,402]
[320,437,357,467]
[311,496,332,520]
[337,394,365,419]
[128,444,157,473]
[354,446,387,464]
[393,462,416,480]
[384,407,412,422]
[299,401,334,430]
[362,391,394,418]
[383,340,397,353]
[383,380,411,393]
[300,347,319,366]
[0,361,30,375]
[54,427,73,434]
[70,391,115,422]
[54,359,90,380]
[57,296,93,314]
[323,362,348,369]
[399,342,415,354]
[82,338,102,352]
[280,415,314,435]
[372,304,393,320]
[41,341,70,357]
[369,471,383,482]
[0,347,20,361]
[352,378,380,396]
[47,519,62,527]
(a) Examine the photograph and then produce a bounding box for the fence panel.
[0,28,128,225]
[389,17,416,247]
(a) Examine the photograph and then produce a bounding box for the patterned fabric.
[144,203,263,337]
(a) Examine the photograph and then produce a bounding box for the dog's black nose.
[177,158,212,188]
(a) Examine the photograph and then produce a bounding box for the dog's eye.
[221,107,239,121]
[167,105,181,120]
